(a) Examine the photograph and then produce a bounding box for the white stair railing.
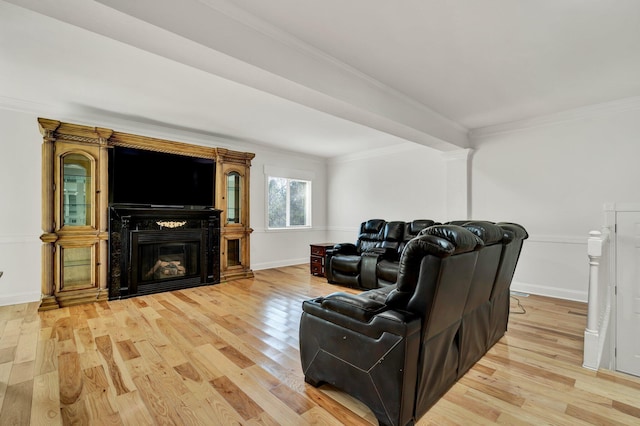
[583,228,612,370]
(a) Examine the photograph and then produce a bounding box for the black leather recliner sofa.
[326,219,436,289]
[299,222,528,426]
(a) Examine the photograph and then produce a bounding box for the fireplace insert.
[109,205,221,299]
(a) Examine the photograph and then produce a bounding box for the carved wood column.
[97,132,111,298]
[38,118,61,310]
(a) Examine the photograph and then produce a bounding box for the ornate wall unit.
[215,148,255,281]
[39,118,254,310]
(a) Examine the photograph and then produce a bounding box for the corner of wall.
[442,148,473,219]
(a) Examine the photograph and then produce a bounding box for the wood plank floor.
[1,264,639,425]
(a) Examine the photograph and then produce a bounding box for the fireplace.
[109,205,220,299]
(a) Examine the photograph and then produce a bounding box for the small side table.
[310,243,335,277]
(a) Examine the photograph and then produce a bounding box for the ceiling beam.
[9,0,469,151]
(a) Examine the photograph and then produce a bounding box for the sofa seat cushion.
[331,255,361,274]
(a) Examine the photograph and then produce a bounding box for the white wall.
[0,109,42,305]
[249,148,328,270]
[326,143,447,244]
[471,104,640,301]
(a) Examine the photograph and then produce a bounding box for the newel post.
[586,230,603,333]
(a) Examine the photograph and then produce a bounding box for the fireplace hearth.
[109,205,221,299]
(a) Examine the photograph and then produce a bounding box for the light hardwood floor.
[1,264,639,425]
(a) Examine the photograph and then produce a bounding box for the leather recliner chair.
[300,225,485,426]
[360,221,406,289]
[325,219,385,287]
[326,219,436,290]
[374,220,436,288]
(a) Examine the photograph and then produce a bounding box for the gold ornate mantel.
[39,118,254,310]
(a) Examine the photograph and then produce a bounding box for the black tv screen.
[109,146,215,208]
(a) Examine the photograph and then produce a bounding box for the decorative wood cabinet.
[215,149,255,281]
[39,119,110,310]
[38,118,254,310]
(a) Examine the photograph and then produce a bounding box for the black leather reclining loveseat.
[326,219,436,289]
[300,221,528,426]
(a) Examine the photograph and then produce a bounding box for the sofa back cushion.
[384,225,483,417]
[397,220,436,254]
[385,225,483,316]
[406,220,436,239]
[355,219,385,253]
[459,221,509,312]
[374,221,406,259]
[490,222,529,301]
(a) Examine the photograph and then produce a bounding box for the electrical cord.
[510,295,526,314]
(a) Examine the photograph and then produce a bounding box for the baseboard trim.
[252,258,308,271]
[511,280,587,303]
[0,291,41,307]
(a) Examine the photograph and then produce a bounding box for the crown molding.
[470,96,640,140]
[442,148,473,162]
[326,142,426,165]
[0,95,328,162]
[0,95,59,117]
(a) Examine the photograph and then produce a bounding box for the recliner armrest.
[302,297,419,338]
[321,292,387,322]
[360,249,386,289]
[364,246,399,261]
[330,243,358,256]
[363,247,386,256]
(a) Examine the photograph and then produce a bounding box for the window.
[268,177,311,228]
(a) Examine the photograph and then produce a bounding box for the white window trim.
[264,165,314,231]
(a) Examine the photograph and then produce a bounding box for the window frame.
[265,173,312,230]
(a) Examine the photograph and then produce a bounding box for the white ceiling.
[3,0,640,158]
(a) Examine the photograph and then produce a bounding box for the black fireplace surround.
[109,205,221,300]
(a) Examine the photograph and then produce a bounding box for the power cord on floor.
[510,295,526,314]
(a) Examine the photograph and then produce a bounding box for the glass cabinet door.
[59,244,96,291]
[62,154,92,227]
[226,238,241,267]
[226,171,241,224]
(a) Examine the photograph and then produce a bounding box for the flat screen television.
[109,146,215,208]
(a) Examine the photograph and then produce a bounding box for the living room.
[2,1,640,424]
